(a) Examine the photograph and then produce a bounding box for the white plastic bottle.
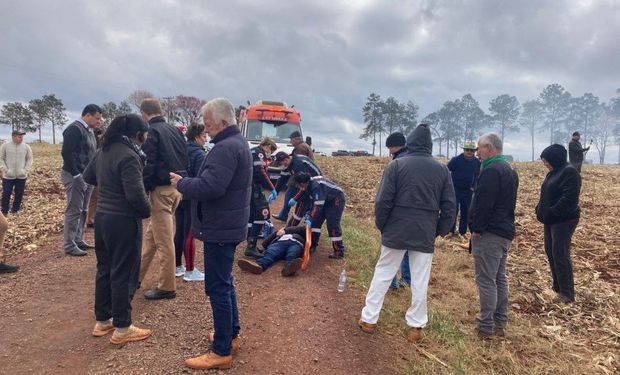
[337,269,347,292]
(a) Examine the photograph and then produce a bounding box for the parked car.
[332,150,350,156]
[351,150,370,156]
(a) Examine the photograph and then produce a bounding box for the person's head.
[293,172,311,189]
[11,130,26,144]
[139,98,164,122]
[201,98,236,139]
[259,137,277,157]
[406,123,432,154]
[289,131,302,146]
[540,144,567,172]
[572,131,581,141]
[274,151,291,168]
[186,122,207,146]
[462,142,477,159]
[476,132,502,161]
[81,104,103,129]
[102,114,149,151]
[385,132,406,155]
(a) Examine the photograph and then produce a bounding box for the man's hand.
[268,189,278,203]
[170,172,182,188]
[288,198,297,207]
[277,228,285,236]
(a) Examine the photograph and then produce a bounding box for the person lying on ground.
[237,226,307,277]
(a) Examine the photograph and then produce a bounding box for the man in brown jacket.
[289,131,313,159]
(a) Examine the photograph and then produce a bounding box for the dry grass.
[320,155,619,375]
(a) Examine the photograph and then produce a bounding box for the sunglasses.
[464,148,477,152]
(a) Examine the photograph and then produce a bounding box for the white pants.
[361,245,433,328]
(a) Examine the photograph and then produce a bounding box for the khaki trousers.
[139,185,181,292]
[87,186,97,225]
[0,212,7,262]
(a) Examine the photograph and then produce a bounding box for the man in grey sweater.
[0,130,33,215]
[359,124,456,342]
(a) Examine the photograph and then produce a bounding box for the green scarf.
[481,154,508,169]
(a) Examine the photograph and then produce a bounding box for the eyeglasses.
[464,148,477,152]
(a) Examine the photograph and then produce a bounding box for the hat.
[274,151,290,165]
[462,142,477,150]
[289,131,302,139]
[385,132,406,147]
[572,131,580,137]
[12,130,26,136]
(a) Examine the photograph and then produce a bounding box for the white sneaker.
[175,265,186,277]
[183,269,205,282]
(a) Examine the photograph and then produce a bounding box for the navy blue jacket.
[186,141,206,178]
[274,154,322,192]
[251,146,275,190]
[177,126,252,243]
[447,153,480,191]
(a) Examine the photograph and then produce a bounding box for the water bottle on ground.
[337,268,347,292]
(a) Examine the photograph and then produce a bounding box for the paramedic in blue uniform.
[245,137,278,258]
[293,173,346,259]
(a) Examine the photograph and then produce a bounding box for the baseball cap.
[12,130,26,136]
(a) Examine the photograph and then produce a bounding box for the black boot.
[244,238,262,258]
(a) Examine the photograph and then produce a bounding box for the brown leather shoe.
[207,332,240,355]
[358,319,377,334]
[92,321,115,337]
[237,259,263,274]
[109,325,151,345]
[406,327,423,342]
[476,328,494,340]
[281,258,302,277]
[184,352,232,370]
[493,327,506,337]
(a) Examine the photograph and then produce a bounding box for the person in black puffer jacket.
[536,144,582,304]
[83,114,152,345]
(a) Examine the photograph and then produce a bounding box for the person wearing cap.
[244,137,278,258]
[385,132,410,289]
[468,133,518,339]
[61,104,102,256]
[272,152,322,226]
[359,124,456,343]
[0,130,33,216]
[447,142,481,239]
[289,131,313,159]
[568,131,590,173]
[536,144,581,304]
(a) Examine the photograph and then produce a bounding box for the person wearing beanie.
[360,124,456,343]
[468,132,518,339]
[447,142,481,238]
[568,131,590,173]
[536,144,582,304]
[385,132,408,160]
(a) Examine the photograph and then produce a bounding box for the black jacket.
[468,159,519,240]
[83,140,151,219]
[536,144,581,224]
[568,139,588,164]
[177,125,252,243]
[261,226,307,249]
[142,116,188,191]
[61,121,97,176]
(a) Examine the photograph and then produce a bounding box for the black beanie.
[385,132,406,147]
[540,144,567,170]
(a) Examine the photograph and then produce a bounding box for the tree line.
[0,90,207,144]
[361,84,620,163]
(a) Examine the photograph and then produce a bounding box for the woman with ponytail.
[83,114,152,345]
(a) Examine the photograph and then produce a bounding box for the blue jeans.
[276,186,298,220]
[1,178,26,215]
[390,252,411,288]
[203,242,240,356]
[451,189,473,235]
[257,239,303,270]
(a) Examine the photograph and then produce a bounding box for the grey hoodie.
[374,124,456,252]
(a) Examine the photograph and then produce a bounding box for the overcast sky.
[1,0,619,161]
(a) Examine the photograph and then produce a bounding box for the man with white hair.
[468,132,518,339]
[171,98,252,370]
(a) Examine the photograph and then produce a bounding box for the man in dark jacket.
[468,132,518,339]
[536,144,581,304]
[568,131,590,173]
[359,124,456,343]
[447,142,481,237]
[290,131,313,159]
[237,225,306,277]
[138,98,188,301]
[61,104,102,256]
[171,97,252,371]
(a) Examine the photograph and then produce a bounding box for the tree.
[127,90,155,111]
[175,95,206,126]
[489,94,520,141]
[519,99,544,161]
[0,102,35,133]
[539,83,571,144]
[590,103,613,164]
[381,97,402,136]
[400,100,419,136]
[437,100,462,158]
[29,98,51,142]
[422,112,443,156]
[162,96,178,124]
[101,101,132,129]
[567,93,600,143]
[360,93,384,156]
[458,94,487,144]
[44,94,67,144]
